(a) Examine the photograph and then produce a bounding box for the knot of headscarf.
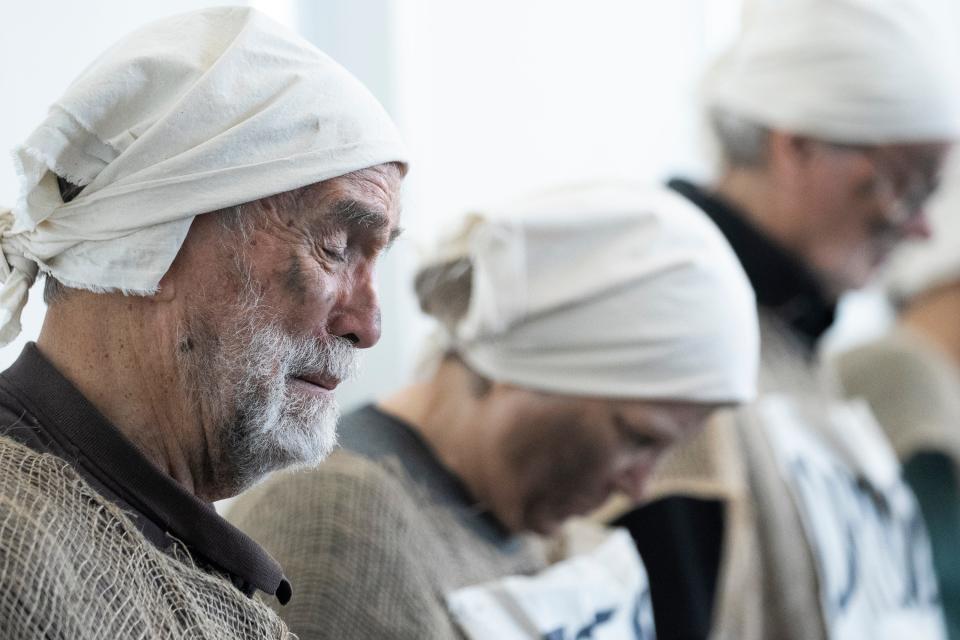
[415,183,760,404]
[0,6,407,347]
[0,209,39,344]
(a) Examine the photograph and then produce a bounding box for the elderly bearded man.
[0,7,405,639]
[608,1,960,639]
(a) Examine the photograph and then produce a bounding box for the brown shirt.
[0,342,291,604]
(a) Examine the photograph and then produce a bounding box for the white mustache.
[284,335,358,388]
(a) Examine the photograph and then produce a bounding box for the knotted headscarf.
[416,183,759,403]
[0,6,407,345]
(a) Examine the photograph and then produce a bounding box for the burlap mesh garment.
[229,443,549,639]
[0,436,294,640]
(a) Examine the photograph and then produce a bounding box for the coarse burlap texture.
[0,436,292,639]
[229,449,548,639]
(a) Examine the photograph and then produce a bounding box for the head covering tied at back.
[885,150,960,305]
[0,6,407,345]
[416,184,760,403]
[705,0,960,144]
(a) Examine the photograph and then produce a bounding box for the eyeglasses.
[863,149,939,229]
[829,143,940,230]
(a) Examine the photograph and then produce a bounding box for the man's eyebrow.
[613,412,670,447]
[327,198,403,246]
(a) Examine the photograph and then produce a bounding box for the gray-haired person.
[609,1,960,638]
[0,7,405,638]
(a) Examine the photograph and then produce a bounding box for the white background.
[0,0,881,410]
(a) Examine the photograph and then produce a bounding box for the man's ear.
[767,131,815,170]
[150,214,212,304]
[151,271,177,303]
[767,131,821,189]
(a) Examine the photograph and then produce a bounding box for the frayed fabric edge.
[10,104,119,228]
[39,268,158,297]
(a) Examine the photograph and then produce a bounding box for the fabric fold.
[0,6,407,346]
[417,183,760,403]
[0,210,39,345]
[705,0,960,144]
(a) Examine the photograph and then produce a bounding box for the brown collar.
[0,343,291,604]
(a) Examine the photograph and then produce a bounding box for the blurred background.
[0,0,881,409]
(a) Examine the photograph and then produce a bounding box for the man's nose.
[328,268,381,349]
[612,459,655,503]
[900,209,932,240]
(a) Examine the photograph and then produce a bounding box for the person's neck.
[377,361,492,507]
[901,283,960,369]
[712,168,808,258]
[36,293,212,500]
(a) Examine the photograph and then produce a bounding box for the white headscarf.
[706,0,960,144]
[0,6,407,345]
[417,184,759,403]
[885,150,960,304]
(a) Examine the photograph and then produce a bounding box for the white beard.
[228,321,357,479]
[180,293,358,494]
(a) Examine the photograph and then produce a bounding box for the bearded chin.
[224,373,341,493]
[179,306,356,497]
[222,322,356,493]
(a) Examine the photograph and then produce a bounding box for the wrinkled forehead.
[332,163,404,217]
[285,163,404,239]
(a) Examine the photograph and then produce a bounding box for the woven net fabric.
[0,436,294,640]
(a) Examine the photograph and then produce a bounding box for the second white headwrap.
[0,6,407,345]
[706,0,960,144]
[418,184,760,403]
